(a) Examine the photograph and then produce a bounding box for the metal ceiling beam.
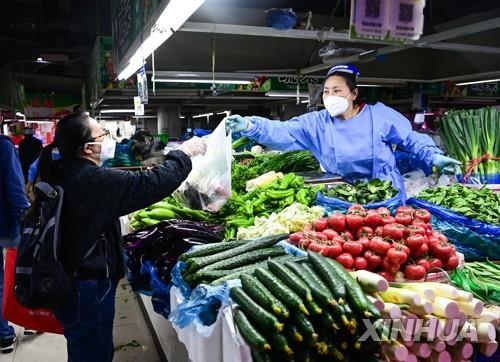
[300,16,500,74]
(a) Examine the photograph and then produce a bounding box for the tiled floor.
[0,281,163,362]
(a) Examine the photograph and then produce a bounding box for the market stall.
[121,110,499,362]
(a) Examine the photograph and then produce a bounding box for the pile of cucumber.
[180,234,291,287]
[231,252,383,362]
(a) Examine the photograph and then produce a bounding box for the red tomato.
[412,220,431,231]
[323,229,339,240]
[348,204,367,216]
[340,231,354,242]
[315,232,328,241]
[364,210,383,229]
[331,236,345,246]
[378,271,394,282]
[369,236,392,256]
[346,214,364,232]
[377,207,391,217]
[336,253,354,269]
[358,237,371,252]
[356,226,374,239]
[364,250,382,271]
[382,224,405,240]
[428,258,444,270]
[354,256,368,270]
[407,225,426,236]
[404,264,427,280]
[387,247,408,265]
[380,215,396,225]
[406,234,426,251]
[415,209,432,223]
[374,226,384,236]
[323,242,343,259]
[382,257,400,274]
[298,238,312,249]
[393,243,410,257]
[429,242,454,260]
[313,218,329,232]
[427,236,440,245]
[289,232,303,245]
[396,205,415,216]
[343,241,363,257]
[308,241,325,253]
[445,254,460,270]
[328,213,346,232]
[412,242,429,257]
[395,213,413,226]
[416,258,431,272]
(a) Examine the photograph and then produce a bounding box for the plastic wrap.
[407,198,500,261]
[141,261,172,318]
[315,191,403,213]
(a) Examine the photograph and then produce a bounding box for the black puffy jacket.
[60,150,192,280]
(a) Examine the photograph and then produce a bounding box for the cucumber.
[254,268,309,315]
[316,340,344,360]
[305,299,323,316]
[326,259,378,318]
[229,287,283,333]
[251,351,273,362]
[187,233,288,271]
[240,274,289,319]
[321,310,339,331]
[179,241,246,261]
[233,309,271,352]
[189,270,232,285]
[308,252,346,302]
[285,261,336,307]
[284,324,304,343]
[267,260,313,302]
[270,333,293,356]
[202,247,286,271]
[293,313,318,346]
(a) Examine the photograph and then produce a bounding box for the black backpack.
[14,182,74,309]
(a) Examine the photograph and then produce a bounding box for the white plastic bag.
[174,121,232,212]
[403,170,432,197]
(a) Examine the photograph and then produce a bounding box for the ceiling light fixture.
[216,111,231,115]
[192,112,213,118]
[117,0,206,80]
[265,92,308,98]
[153,78,251,84]
[357,84,384,87]
[455,78,500,86]
[100,109,136,114]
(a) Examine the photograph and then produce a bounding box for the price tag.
[134,96,144,116]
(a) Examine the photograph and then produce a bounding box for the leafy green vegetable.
[451,261,500,304]
[418,184,500,225]
[323,179,398,204]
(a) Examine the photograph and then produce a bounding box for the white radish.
[457,298,484,317]
[405,353,418,362]
[476,321,496,342]
[432,297,460,318]
[353,270,388,292]
[408,300,433,316]
[455,290,473,303]
[382,342,408,362]
[366,295,384,312]
[457,311,467,326]
[409,342,432,358]
[391,283,436,301]
[431,350,451,362]
[476,311,499,325]
[447,339,457,346]
[422,282,459,299]
[431,340,446,352]
[479,341,498,357]
[378,287,421,305]
[450,342,474,359]
[383,302,402,319]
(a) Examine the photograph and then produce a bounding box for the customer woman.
[226,64,460,199]
[37,112,206,361]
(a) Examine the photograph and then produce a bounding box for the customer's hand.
[433,154,462,174]
[180,137,207,157]
[225,115,251,133]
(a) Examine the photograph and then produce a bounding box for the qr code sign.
[399,3,414,23]
[365,0,381,18]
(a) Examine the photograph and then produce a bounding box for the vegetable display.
[129,196,211,230]
[236,203,324,240]
[418,184,500,225]
[228,252,382,361]
[323,179,399,204]
[219,173,322,239]
[439,107,500,180]
[289,205,460,281]
[451,261,500,305]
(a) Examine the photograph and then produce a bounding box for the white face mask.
[323,96,349,117]
[99,138,116,162]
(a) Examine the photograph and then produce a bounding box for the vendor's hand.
[180,137,207,157]
[433,154,461,174]
[224,115,251,133]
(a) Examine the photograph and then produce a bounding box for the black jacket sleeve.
[91,150,192,218]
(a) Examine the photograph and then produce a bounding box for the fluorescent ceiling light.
[192,112,213,118]
[100,109,136,114]
[153,78,251,84]
[455,78,500,86]
[117,0,206,80]
[358,84,384,87]
[180,116,186,119]
[26,120,54,124]
[217,111,230,115]
[266,92,308,98]
[301,100,309,104]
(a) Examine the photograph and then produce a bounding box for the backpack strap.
[34,182,58,198]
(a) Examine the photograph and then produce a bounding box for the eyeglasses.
[86,129,110,143]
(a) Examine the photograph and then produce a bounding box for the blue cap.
[326,64,360,78]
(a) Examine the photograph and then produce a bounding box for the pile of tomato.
[288,204,460,281]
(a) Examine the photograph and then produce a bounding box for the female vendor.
[225,64,460,199]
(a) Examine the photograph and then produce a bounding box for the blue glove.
[433,154,462,174]
[224,115,251,133]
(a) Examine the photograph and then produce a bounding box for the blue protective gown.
[243,102,442,199]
